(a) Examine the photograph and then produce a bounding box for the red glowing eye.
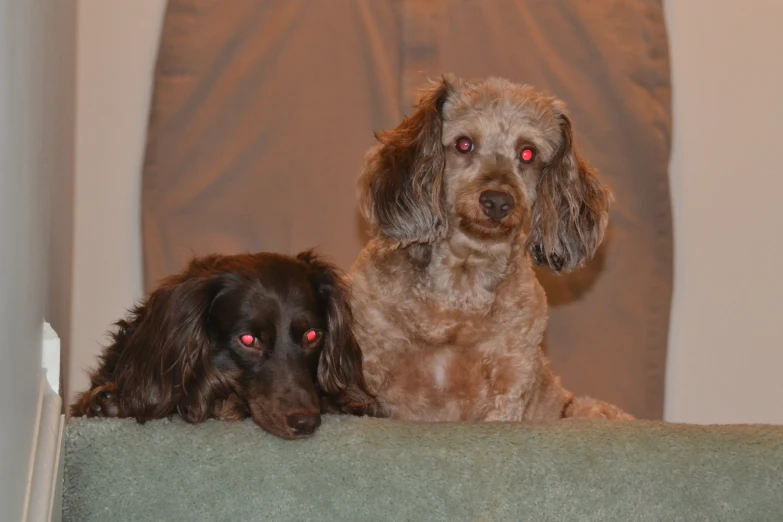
[239,334,255,347]
[303,329,321,345]
[456,137,474,154]
[520,148,535,163]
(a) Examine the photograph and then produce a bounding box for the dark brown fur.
[70,251,375,439]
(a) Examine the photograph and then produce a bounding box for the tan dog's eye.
[455,137,474,154]
[520,147,535,164]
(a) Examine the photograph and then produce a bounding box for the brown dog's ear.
[358,76,454,246]
[111,272,226,422]
[527,112,612,273]
[297,251,375,414]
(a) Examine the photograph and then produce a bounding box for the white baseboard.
[23,323,65,522]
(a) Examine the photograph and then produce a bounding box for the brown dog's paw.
[71,383,119,418]
[212,394,249,421]
[320,394,381,417]
[565,396,634,420]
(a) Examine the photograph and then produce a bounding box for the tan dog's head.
[358,75,611,273]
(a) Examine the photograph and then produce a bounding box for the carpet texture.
[63,416,783,521]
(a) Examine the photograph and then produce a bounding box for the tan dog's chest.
[353,253,549,421]
[372,337,540,422]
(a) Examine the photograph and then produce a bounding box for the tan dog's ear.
[358,76,453,246]
[527,112,612,273]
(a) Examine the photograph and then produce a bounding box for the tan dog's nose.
[479,190,515,220]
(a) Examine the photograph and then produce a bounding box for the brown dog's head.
[71,251,374,439]
[358,75,611,273]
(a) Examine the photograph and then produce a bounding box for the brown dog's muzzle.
[246,361,323,439]
[285,411,321,436]
[247,399,321,440]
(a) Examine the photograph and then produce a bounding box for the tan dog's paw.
[565,396,634,420]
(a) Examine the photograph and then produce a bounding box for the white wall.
[664,0,783,424]
[0,1,75,520]
[66,2,783,424]
[67,0,167,405]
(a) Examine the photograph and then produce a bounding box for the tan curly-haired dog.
[348,74,632,422]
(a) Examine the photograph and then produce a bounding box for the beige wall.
[0,1,75,519]
[68,0,167,404]
[66,2,783,424]
[663,0,783,423]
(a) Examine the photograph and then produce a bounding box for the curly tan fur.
[349,74,631,422]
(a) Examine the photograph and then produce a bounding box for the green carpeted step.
[64,416,783,521]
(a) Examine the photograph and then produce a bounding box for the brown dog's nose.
[286,413,321,436]
[479,190,515,220]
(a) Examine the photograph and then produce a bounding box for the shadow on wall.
[46,0,77,410]
[535,223,612,308]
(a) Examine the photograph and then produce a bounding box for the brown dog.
[70,251,374,439]
[348,75,632,422]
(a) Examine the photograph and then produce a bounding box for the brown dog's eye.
[238,334,259,348]
[520,147,535,163]
[455,137,474,154]
[302,329,323,349]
